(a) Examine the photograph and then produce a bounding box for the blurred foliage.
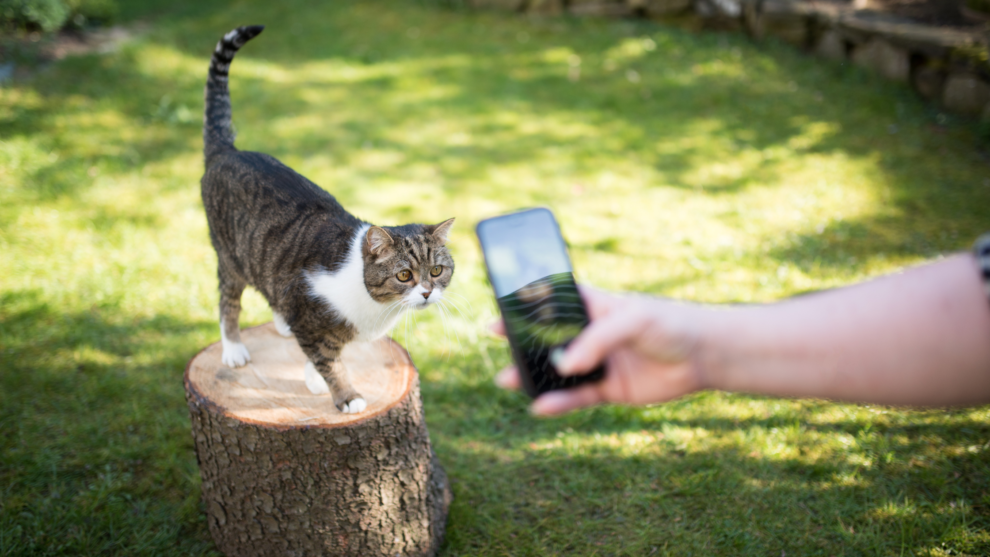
[966,0,990,15]
[65,0,117,26]
[0,0,70,32]
[0,0,116,33]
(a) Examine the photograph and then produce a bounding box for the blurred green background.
[2,0,990,554]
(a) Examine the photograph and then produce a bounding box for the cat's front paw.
[304,362,330,394]
[221,342,251,367]
[338,397,367,414]
[272,312,293,337]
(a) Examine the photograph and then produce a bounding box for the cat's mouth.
[404,291,438,310]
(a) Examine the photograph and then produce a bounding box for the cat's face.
[362,219,455,309]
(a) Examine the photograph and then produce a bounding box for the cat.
[201,25,455,414]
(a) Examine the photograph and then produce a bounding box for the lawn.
[2,0,990,554]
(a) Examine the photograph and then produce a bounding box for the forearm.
[700,254,990,406]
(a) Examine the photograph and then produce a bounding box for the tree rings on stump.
[184,322,452,557]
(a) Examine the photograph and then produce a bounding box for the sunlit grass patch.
[3,0,990,554]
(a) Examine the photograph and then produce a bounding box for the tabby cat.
[201,25,455,414]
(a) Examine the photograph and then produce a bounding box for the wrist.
[690,304,742,393]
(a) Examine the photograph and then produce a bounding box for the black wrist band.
[975,233,990,299]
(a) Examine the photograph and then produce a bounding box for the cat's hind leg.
[219,272,250,367]
[272,311,293,337]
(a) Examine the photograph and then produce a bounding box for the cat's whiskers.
[403,309,418,357]
[395,298,421,359]
[439,292,482,348]
[372,299,406,364]
[442,297,469,316]
[373,298,401,325]
[438,295,469,321]
[373,299,405,336]
[438,299,462,346]
[441,294,473,337]
[432,299,453,360]
[443,291,475,314]
[436,300,462,360]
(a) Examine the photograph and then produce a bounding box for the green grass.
[3,0,990,554]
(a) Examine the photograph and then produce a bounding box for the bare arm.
[494,254,990,414]
[702,254,990,406]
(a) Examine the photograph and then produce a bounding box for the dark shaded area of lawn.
[0,290,221,555]
[10,0,990,267]
[3,0,990,555]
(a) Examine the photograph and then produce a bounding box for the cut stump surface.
[186,322,414,427]
[185,322,451,557]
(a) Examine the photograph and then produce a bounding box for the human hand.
[492,286,709,415]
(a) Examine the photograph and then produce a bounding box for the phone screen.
[476,208,605,397]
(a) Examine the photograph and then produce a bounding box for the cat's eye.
[396,270,412,282]
[430,266,443,277]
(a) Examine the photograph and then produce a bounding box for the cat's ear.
[365,226,394,256]
[429,218,455,245]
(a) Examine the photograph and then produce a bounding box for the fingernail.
[551,347,574,375]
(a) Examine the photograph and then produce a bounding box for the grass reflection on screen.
[499,272,597,394]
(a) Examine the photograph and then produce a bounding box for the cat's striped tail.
[203,25,264,166]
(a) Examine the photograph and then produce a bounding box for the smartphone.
[476,208,605,398]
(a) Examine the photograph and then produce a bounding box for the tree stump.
[184,323,452,557]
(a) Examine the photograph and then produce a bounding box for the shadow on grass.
[4,281,987,555]
[5,1,990,554]
[6,0,988,265]
[439,445,990,555]
[422,372,990,556]
[0,46,271,205]
[770,210,978,275]
[0,290,220,556]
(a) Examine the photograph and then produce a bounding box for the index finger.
[577,285,617,320]
[557,308,648,376]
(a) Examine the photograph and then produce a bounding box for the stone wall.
[469,0,990,121]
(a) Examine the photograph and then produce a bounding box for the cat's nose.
[421,291,431,300]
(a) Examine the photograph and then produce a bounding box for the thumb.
[531,384,605,415]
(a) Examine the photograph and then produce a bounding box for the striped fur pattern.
[204,25,264,166]
[201,26,455,414]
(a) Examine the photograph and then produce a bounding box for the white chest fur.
[305,224,406,342]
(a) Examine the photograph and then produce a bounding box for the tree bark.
[184,323,451,557]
